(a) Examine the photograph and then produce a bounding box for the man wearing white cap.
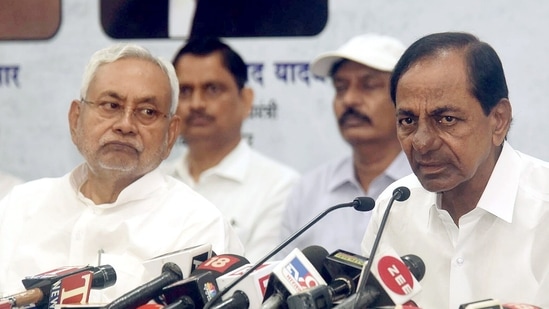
[279,34,412,255]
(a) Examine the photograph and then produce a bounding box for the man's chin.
[98,163,136,173]
[418,177,455,193]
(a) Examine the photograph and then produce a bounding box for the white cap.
[310,33,406,77]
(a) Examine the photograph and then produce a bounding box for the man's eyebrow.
[134,96,158,104]
[396,108,416,117]
[96,92,159,105]
[396,105,462,117]
[429,106,461,116]
[96,91,123,100]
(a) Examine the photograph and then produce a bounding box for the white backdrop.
[1,0,547,181]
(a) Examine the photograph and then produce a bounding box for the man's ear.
[164,114,182,159]
[240,87,254,120]
[68,99,82,145]
[490,98,512,146]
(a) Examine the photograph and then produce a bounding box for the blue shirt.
[279,152,411,257]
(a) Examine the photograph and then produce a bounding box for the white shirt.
[0,170,22,199]
[361,142,549,309]
[0,164,244,302]
[162,140,300,262]
[279,152,411,257]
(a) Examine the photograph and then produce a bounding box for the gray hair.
[79,43,179,114]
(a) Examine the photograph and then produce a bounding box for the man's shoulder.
[248,148,300,177]
[159,154,184,175]
[162,173,206,199]
[0,171,22,185]
[285,156,353,201]
[7,175,66,195]
[299,155,351,181]
[156,174,227,214]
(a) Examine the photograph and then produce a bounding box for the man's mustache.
[338,108,371,126]
[186,111,215,123]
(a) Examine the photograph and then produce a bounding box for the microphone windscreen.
[400,255,425,281]
[92,265,117,289]
[393,187,410,202]
[301,246,329,272]
[162,262,184,279]
[354,197,376,211]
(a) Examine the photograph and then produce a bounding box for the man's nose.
[340,86,363,108]
[188,92,206,110]
[412,122,439,154]
[112,108,139,133]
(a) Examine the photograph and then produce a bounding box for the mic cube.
[216,261,277,309]
[143,243,213,279]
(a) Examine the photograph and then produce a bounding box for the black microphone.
[286,252,425,309]
[341,186,412,308]
[208,290,249,309]
[202,197,375,309]
[284,248,362,308]
[102,262,183,309]
[161,254,250,309]
[2,265,117,309]
[333,253,424,308]
[355,187,410,294]
[261,245,330,309]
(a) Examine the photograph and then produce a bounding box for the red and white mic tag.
[370,245,422,304]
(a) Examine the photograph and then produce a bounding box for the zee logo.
[377,256,415,295]
[282,257,321,291]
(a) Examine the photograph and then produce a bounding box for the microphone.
[459,299,503,309]
[502,304,542,309]
[143,243,213,279]
[103,262,183,309]
[323,249,368,288]
[354,187,410,307]
[203,197,375,309]
[286,250,425,309]
[285,250,364,309]
[261,246,329,309]
[285,249,363,308]
[332,249,423,308]
[1,265,116,309]
[161,254,250,308]
[459,299,542,309]
[210,247,326,309]
[214,260,278,309]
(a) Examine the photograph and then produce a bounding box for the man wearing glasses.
[0,43,244,302]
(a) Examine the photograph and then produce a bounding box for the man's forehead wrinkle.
[398,86,445,107]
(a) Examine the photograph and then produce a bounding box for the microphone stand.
[352,187,410,308]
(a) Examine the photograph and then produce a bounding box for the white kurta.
[0,170,22,199]
[362,142,549,308]
[163,140,300,262]
[0,164,244,302]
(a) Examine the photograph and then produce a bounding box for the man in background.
[0,43,243,301]
[279,34,411,255]
[163,37,300,262]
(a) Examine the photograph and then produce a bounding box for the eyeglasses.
[80,98,170,125]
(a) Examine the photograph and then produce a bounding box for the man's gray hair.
[79,43,179,114]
